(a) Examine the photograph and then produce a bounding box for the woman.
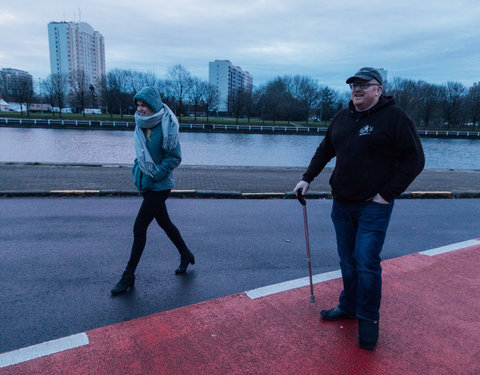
[111,86,195,295]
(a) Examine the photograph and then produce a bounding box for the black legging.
[126,190,188,274]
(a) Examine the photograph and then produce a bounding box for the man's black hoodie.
[302,95,425,203]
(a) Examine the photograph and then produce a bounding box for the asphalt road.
[1,197,479,354]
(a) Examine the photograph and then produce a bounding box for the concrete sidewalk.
[1,163,480,198]
[1,239,479,374]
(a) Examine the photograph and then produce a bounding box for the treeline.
[387,78,480,128]
[27,65,350,125]
[2,64,479,128]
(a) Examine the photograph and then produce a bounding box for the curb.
[1,190,479,199]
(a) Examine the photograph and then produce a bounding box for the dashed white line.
[419,239,480,256]
[246,238,480,299]
[0,333,89,368]
[246,270,342,299]
[2,240,478,368]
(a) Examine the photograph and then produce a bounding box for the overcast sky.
[1,0,480,91]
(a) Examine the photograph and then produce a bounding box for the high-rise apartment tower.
[48,21,105,90]
[209,60,253,114]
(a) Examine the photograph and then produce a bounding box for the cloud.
[1,0,480,90]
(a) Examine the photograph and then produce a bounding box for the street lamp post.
[38,78,43,116]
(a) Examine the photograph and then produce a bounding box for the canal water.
[0,127,478,169]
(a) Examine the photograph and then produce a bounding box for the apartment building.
[209,60,253,113]
[0,68,33,101]
[47,21,106,91]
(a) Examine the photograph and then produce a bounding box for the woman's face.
[136,100,153,116]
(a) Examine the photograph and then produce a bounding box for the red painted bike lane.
[2,240,479,375]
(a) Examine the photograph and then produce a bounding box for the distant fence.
[1,117,479,138]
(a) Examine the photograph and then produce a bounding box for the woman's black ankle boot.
[175,250,195,274]
[111,271,135,295]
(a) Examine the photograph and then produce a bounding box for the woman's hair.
[133,87,163,113]
[135,99,152,110]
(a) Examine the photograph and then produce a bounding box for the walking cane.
[296,188,315,303]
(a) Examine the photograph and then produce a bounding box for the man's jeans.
[331,199,394,322]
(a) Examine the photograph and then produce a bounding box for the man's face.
[350,79,382,111]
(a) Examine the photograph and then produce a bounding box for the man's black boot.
[358,319,379,350]
[320,306,355,321]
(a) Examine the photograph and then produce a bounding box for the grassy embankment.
[0,111,325,127]
[1,111,479,131]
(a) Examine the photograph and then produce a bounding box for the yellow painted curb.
[50,190,100,193]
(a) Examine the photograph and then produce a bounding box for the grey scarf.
[134,104,179,177]
[134,104,179,150]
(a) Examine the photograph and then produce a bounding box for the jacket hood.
[133,86,163,114]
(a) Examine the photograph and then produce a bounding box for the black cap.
[346,67,383,85]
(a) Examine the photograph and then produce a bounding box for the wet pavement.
[2,239,479,374]
[1,163,479,198]
[0,162,479,374]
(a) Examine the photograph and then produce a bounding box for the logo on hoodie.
[359,124,373,136]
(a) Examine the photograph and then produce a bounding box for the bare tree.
[70,69,90,116]
[41,75,56,117]
[263,76,293,124]
[42,73,69,118]
[101,69,131,118]
[442,81,467,128]
[202,83,219,123]
[319,86,339,123]
[154,79,176,109]
[275,75,297,124]
[53,73,69,118]
[387,77,419,114]
[242,89,255,123]
[292,75,321,124]
[167,64,192,119]
[88,84,97,108]
[416,81,443,128]
[229,86,253,125]
[466,84,480,128]
[253,85,267,125]
[13,78,34,116]
[335,91,350,114]
[124,70,157,95]
[187,77,206,121]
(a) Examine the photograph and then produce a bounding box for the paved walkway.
[1,239,479,374]
[1,163,479,198]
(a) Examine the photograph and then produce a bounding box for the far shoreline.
[1,116,480,139]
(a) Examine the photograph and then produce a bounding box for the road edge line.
[246,270,342,299]
[419,238,480,256]
[246,238,480,299]
[0,333,89,368]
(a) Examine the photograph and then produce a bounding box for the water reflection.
[0,127,478,169]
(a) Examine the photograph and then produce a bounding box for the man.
[294,67,424,350]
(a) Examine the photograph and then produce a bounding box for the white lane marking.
[246,269,342,299]
[420,239,480,256]
[2,240,478,366]
[0,333,89,368]
[246,238,480,299]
